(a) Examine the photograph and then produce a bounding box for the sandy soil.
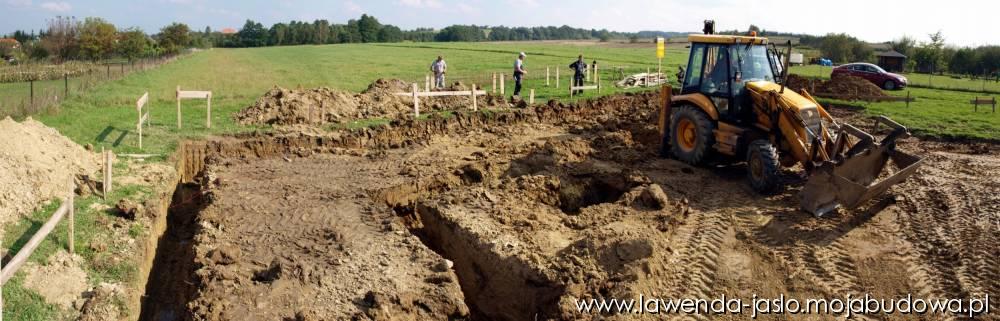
[141,92,997,321]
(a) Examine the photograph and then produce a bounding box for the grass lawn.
[791,65,1000,93]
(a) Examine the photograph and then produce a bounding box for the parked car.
[832,63,908,90]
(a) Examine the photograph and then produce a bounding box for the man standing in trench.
[430,56,447,89]
[570,55,587,95]
[512,52,527,99]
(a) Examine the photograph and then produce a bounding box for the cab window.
[683,44,706,92]
[701,45,729,95]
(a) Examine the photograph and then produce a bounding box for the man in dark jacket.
[570,55,587,95]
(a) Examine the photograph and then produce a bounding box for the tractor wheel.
[746,139,781,194]
[670,105,715,164]
[882,80,897,90]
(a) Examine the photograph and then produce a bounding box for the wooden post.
[425,74,430,92]
[993,97,996,113]
[105,150,112,196]
[556,68,560,88]
[64,73,69,98]
[412,83,420,117]
[596,64,601,93]
[176,86,182,129]
[500,74,505,96]
[529,89,535,105]
[586,65,591,82]
[68,192,74,254]
[647,67,651,86]
[470,84,478,111]
[29,79,34,108]
[546,67,550,86]
[975,96,978,112]
[492,73,497,94]
[206,93,212,128]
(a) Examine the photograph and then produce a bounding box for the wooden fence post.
[412,83,420,117]
[29,79,34,108]
[206,93,212,128]
[529,89,535,105]
[492,73,497,94]
[176,86,182,129]
[546,67,550,87]
[556,68,560,88]
[975,96,979,112]
[64,73,69,98]
[500,74,505,96]
[647,67,651,86]
[425,74,430,92]
[596,64,601,93]
[470,84,478,111]
[68,192,74,254]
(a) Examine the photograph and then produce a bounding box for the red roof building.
[221,28,237,35]
[0,38,20,49]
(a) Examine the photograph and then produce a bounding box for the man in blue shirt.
[569,55,587,95]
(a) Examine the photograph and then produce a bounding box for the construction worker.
[569,55,587,95]
[513,52,527,98]
[430,56,447,89]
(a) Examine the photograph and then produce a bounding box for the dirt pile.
[0,117,98,229]
[236,78,506,126]
[786,74,888,100]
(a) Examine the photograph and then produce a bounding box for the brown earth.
[143,92,998,321]
[235,79,506,126]
[786,74,888,100]
[0,116,99,232]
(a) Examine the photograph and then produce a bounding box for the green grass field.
[789,65,999,141]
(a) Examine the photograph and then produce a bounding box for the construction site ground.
[128,92,1000,321]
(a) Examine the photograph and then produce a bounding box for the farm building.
[876,50,907,72]
[0,38,20,49]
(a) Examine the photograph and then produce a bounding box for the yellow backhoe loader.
[658,23,924,216]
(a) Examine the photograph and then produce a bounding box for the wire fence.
[0,56,183,119]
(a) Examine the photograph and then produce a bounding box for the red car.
[831,63,908,90]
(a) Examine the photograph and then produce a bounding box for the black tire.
[883,80,897,90]
[670,105,715,164]
[746,139,781,194]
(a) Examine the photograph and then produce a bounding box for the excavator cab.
[658,24,924,216]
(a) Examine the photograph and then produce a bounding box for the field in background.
[34,42,686,158]
[790,65,999,140]
[792,64,1000,93]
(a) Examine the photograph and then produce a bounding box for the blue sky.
[2,0,997,46]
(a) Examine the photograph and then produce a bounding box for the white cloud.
[343,0,362,14]
[39,1,70,12]
[506,0,538,7]
[6,0,31,7]
[397,0,442,8]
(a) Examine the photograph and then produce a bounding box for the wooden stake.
[546,67,550,86]
[470,84,478,111]
[500,74,505,96]
[412,83,420,117]
[176,86,181,129]
[596,64,601,93]
[647,67,651,86]
[425,74,430,92]
[68,192,74,254]
[529,89,535,105]
[206,93,212,128]
[492,73,497,94]
[556,68,560,88]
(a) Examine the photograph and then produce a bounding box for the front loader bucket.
[798,119,925,216]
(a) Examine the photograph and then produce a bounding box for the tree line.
[728,25,999,77]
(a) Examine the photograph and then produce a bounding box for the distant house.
[876,50,907,72]
[221,28,237,35]
[0,38,20,49]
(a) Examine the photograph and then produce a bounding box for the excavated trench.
[139,182,203,321]
[134,92,661,320]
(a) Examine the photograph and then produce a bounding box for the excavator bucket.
[799,117,925,217]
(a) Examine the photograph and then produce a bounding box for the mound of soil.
[236,79,506,126]
[786,74,887,100]
[0,117,99,230]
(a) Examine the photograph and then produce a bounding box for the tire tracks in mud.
[892,152,1000,318]
[662,208,732,321]
[733,212,881,321]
